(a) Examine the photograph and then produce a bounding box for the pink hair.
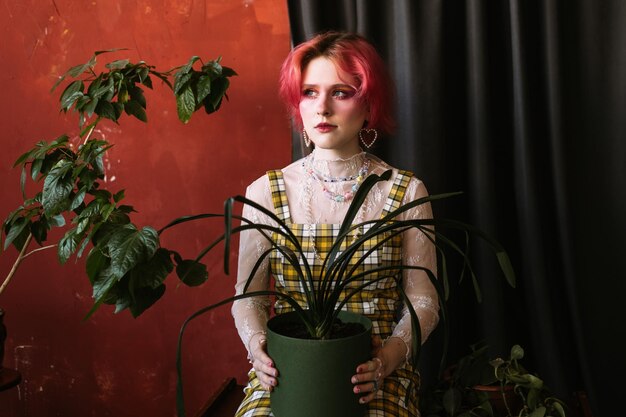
[278,32,396,135]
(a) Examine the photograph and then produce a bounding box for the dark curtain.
[286,1,626,416]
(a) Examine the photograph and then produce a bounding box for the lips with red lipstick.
[315,122,337,133]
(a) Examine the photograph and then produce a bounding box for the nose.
[315,94,331,116]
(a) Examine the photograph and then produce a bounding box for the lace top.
[231,151,439,359]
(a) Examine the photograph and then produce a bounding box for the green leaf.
[124,100,148,122]
[70,188,87,211]
[58,230,77,264]
[4,217,29,250]
[113,190,125,203]
[442,387,462,416]
[91,267,119,304]
[552,401,565,417]
[105,59,129,70]
[31,158,43,181]
[529,406,546,417]
[510,344,524,360]
[204,77,229,114]
[30,219,48,244]
[176,86,195,123]
[49,214,66,227]
[86,247,109,284]
[84,96,99,117]
[220,66,237,77]
[42,160,74,215]
[174,71,193,95]
[128,85,146,108]
[196,75,212,103]
[176,259,208,286]
[59,80,84,111]
[137,66,149,82]
[95,100,118,122]
[129,248,174,289]
[178,56,200,77]
[107,225,159,279]
[203,59,223,77]
[128,284,166,317]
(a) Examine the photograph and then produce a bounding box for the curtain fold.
[285,1,626,415]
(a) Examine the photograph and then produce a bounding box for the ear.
[364,102,371,120]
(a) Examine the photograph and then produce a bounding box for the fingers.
[352,357,384,403]
[356,382,379,404]
[249,335,279,391]
[253,357,279,391]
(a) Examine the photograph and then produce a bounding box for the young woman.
[232,31,439,417]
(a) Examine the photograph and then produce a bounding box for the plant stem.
[82,122,97,145]
[23,244,57,259]
[0,233,33,297]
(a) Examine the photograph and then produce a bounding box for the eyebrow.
[301,83,356,89]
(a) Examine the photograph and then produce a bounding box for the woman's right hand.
[248,332,279,391]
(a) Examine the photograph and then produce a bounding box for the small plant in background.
[419,342,567,417]
[1,50,236,318]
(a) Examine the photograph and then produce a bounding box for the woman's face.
[299,57,369,157]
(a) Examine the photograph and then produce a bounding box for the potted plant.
[0,51,236,365]
[419,342,567,417]
[172,170,517,417]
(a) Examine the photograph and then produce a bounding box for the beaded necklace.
[301,151,370,261]
[303,152,370,203]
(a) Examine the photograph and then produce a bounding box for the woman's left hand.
[351,336,408,404]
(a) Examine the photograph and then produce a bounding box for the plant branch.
[0,233,33,297]
[22,244,58,260]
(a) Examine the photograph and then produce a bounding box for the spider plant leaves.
[325,169,391,268]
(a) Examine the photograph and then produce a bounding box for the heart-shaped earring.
[302,128,311,147]
[358,128,378,149]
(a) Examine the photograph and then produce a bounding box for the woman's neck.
[309,148,366,178]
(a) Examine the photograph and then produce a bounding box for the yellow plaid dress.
[236,169,420,417]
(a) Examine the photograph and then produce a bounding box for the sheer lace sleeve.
[231,175,274,357]
[390,177,440,359]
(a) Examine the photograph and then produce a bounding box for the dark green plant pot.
[267,311,372,417]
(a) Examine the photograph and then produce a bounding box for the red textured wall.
[0,1,290,415]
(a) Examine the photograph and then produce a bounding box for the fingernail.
[351,376,358,384]
[268,361,273,367]
[354,386,360,394]
[360,398,366,404]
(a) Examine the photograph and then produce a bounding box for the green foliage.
[1,50,235,317]
[173,56,237,123]
[419,343,567,417]
[50,50,235,129]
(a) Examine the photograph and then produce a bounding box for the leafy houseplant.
[173,170,517,417]
[0,50,236,320]
[419,343,567,417]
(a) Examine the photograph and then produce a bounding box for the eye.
[332,89,355,99]
[302,88,317,98]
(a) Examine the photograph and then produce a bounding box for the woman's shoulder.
[246,159,304,192]
[367,154,425,187]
